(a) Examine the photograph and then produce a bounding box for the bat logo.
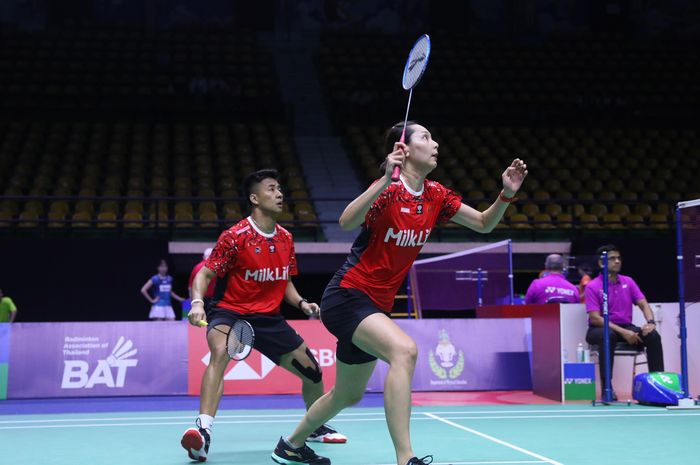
[408,53,426,72]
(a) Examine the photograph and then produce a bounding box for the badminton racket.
[391,34,432,182]
[197,319,255,361]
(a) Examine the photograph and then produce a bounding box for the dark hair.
[596,244,620,259]
[379,121,420,175]
[242,169,280,208]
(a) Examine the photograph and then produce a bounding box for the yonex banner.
[367,319,532,392]
[7,322,188,398]
[187,320,338,395]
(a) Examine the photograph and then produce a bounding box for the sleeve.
[289,238,299,277]
[150,275,158,286]
[205,231,239,278]
[585,282,601,312]
[628,277,646,304]
[7,298,16,312]
[364,181,394,228]
[437,187,462,224]
[524,281,538,305]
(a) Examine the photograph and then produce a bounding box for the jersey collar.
[247,216,277,238]
[399,174,424,197]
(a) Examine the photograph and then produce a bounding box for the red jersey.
[205,217,298,315]
[331,178,461,311]
[189,260,216,298]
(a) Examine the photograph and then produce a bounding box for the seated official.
[525,254,580,304]
[584,244,664,398]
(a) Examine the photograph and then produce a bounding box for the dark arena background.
[0,2,699,465]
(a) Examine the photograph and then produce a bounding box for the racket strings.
[403,36,430,89]
[226,320,254,360]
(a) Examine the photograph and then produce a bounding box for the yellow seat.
[634,203,653,218]
[589,203,608,217]
[48,211,66,228]
[123,212,144,228]
[509,213,531,229]
[71,211,92,228]
[199,211,219,228]
[545,203,563,217]
[97,211,117,228]
[18,211,39,228]
[555,213,574,229]
[533,213,555,229]
[626,214,646,229]
[649,213,669,230]
[612,204,631,218]
[603,213,624,229]
[521,203,540,217]
[175,212,194,228]
[580,213,601,229]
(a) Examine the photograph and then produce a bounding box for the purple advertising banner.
[8,322,188,398]
[367,319,532,392]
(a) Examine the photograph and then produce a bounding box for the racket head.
[402,34,431,90]
[226,319,255,361]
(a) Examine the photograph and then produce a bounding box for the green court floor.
[1,404,698,465]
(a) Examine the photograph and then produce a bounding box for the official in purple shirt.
[584,244,664,398]
[525,254,580,304]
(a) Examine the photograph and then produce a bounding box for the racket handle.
[391,129,407,182]
[196,320,208,327]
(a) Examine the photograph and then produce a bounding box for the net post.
[477,268,483,307]
[676,203,690,397]
[406,273,414,320]
[601,251,613,403]
[507,239,514,304]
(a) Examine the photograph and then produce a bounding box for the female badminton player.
[271,122,528,465]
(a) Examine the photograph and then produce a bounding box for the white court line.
[3,411,699,430]
[374,462,545,465]
[424,413,564,465]
[436,413,700,420]
[0,417,409,430]
[1,409,695,425]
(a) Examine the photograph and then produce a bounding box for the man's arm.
[588,311,643,344]
[140,279,158,304]
[284,281,319,317]
[636,299,657,336]
[187,266,216,326]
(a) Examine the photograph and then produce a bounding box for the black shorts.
[320,286,383,365]
[206,307,304,365]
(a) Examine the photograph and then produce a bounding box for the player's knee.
[343,391,365,407]
[330,387,364,407]
[391,339,418,366]
[647,330,661,342]
[291,347,323,384]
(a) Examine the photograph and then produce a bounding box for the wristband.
[298,298,309,309]
[647,319,656,325]
[499,191,517,203]
[191,299,205,306]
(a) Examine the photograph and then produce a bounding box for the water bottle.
[562,348,569,363]
[576,343,585,362]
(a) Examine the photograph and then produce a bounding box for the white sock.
[284,437,302,449]
[198,414,214,431]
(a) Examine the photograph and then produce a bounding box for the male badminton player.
[271,122,527,465]
[182,169,346,463]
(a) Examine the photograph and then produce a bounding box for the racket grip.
[390,165,401,182]
[196,320,208,327]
